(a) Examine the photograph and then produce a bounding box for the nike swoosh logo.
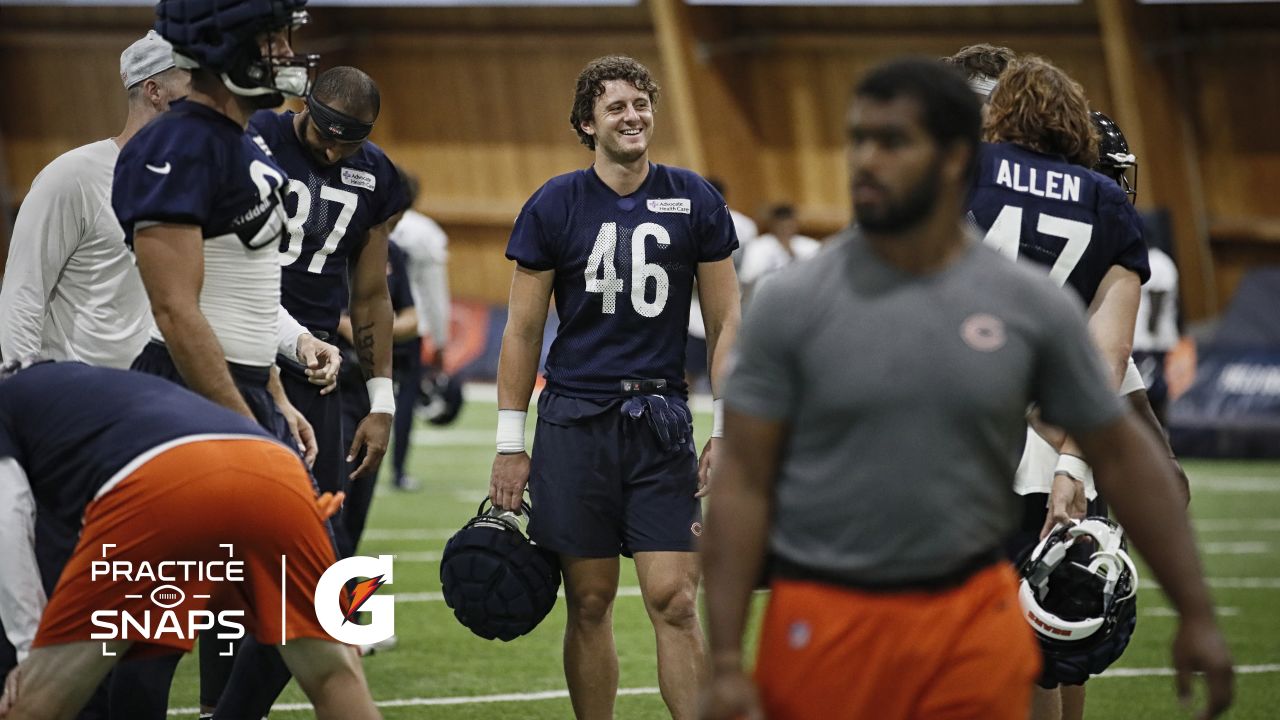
[145,162,172,175]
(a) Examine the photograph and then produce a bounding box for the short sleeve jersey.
[112,100,289,366]
[968,142,1150,305]
[506,164,737,398]
[725,232,1124,585]
[114,100,288,252]
[0,362,271,530]
[249,110,407,337]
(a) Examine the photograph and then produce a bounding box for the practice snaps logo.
[314,555,396,645]
[89,543,245,657]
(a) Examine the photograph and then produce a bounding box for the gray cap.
[120,30,176,89]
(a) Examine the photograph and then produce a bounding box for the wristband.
[1055,454,1096,499]
[496,409,527,454]
[367,377,395,415]
[711,398,725,438]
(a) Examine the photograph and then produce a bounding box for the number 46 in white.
[585,222,671,317]
[982,205,1093,287]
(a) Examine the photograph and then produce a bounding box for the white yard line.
[1195,518,1280,532]
[1190,477,1280,493]
[168,665,1280,714]
[1142,606,1240,617]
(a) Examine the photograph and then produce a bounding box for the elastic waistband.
[148,340,270,386]
[771,548,1004,594]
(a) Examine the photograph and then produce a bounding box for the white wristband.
[711,398,725,438]
[367,377,395,415]
[1055,454,1096,500]
[496,410,527,454]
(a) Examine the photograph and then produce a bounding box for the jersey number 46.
[586,222,671,317]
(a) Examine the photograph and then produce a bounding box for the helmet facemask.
[219,9,319,108]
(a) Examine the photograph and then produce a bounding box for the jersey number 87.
[279,180,359,274]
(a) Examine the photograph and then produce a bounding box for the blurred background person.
[0,30,187,369]
[738,204,821,308]
[388,169,451,489]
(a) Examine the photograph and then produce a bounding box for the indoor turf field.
[166,396,1280,719]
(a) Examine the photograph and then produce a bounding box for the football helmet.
[1091,111,1137,203]
[417,369,464,426]
[155,0,319,106]
[440,498,561,641]
[1018,516,1139,687]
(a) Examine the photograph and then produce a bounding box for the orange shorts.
[755,563,1040,720]
[33,437,336,657]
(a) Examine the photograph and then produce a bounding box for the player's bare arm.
[345,219,396,479]
[392,305,420,343]
[133,223,255,419]
[490,265,554,512]
[268,366,318,467]
[1045,264,1142,534]
[695,257,742,497]
[1075,413,1234,719]
[700,406,784,720]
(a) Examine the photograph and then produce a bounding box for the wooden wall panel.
[1191,37,1280,222]
[724,33,1112,235]
[2,3,1277,309]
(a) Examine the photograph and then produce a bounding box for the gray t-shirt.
[726,230,1124,585]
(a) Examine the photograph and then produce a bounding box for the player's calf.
[277,638,379,720]
[2,641,127,720]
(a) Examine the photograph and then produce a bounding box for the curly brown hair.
[569,55,660,151]
[984,56,1098,168]
[941,44,1016,81]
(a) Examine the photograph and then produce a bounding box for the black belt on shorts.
[620,378,668,395]
[771,547,1004,594]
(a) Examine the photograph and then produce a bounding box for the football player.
[249,65,406,553]
[488,55,741,718]
[0,360,378,720]
[968,57,1155,720]
[702,58,1230,720]
[941,43,1016,106]
[110,0,336,715]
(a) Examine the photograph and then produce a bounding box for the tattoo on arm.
[355,321,376,380]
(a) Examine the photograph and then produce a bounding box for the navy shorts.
[131,341,292,446]
[279,354,346,494]
[528,391,702,558]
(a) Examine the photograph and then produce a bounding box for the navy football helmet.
[440,498,561,641]
[1092,111,1137,203]
[1018,516,1139,687]
[417,369,465,426]
[155,0,319,106]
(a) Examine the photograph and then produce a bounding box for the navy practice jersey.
[507,164,737,398]
[250,110,407,337]
[114,99,287,250]
[968,142,1150,306]
[0,362,272,530]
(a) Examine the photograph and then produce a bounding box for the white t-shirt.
[390,209,450,345]
[0,139,152,368]
[1133,247,1179,352]
[689,207,756,340]
[739,233,822,289]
